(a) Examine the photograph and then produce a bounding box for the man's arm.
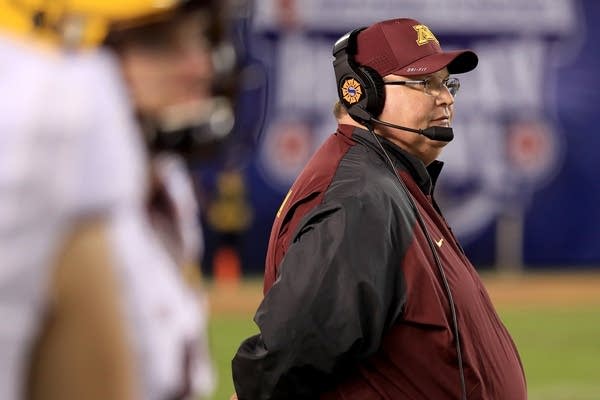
[26,219,139,400]
[232,198,408,399]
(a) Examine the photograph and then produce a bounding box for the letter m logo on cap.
[413,24,439,46]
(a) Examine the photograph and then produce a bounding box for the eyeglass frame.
[383,76,460,97]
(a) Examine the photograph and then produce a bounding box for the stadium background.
[198,0,600,399]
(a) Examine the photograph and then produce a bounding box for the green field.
[208,296,600,399]
[498,306,600,400]
[208,316,258,400]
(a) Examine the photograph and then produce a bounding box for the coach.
[232,18,526,399]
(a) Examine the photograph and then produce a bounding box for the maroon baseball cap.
[355,18,478,77]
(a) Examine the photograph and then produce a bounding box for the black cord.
[366,124,467,400]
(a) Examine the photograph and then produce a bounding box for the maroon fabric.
[263,124,526,399]
[263,128,356,292]
[354,18,478,77]
[325,170,527,399]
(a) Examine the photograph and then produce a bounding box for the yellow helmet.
[0,0,184,47]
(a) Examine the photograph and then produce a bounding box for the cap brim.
[395,49,478,76]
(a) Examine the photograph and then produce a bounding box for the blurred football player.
[0,0,236,399]
[104,0,237,275]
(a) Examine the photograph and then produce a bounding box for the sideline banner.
[205,0,600,272]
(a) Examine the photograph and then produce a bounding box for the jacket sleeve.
[232,197,409,399]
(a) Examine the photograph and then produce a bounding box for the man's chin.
[428,138,449,148]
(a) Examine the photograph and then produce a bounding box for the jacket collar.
[337,124,444,195]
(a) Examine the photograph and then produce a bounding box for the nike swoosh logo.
[435,238,444,248]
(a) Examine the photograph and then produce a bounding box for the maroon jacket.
[232,124,526,399]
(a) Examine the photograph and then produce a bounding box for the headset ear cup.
[359,66,385,117]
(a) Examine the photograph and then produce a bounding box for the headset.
[333,28,386,123]
[333,28,467,400]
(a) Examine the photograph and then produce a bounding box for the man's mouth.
[431,117,450,126]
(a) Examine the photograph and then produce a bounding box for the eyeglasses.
[384,77,460,97]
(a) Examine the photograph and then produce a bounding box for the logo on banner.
[506,120,557,180]
[341,78,362,104]
[258,118,315,189]
[413,24,439,46]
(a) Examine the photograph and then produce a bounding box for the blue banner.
[200,0,600,274]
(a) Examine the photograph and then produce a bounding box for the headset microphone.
[343,106,454,142]
[369,117,454,142]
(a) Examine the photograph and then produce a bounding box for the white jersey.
[152,153,204,264]
[0,36,212,399]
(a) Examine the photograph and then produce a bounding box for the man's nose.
[436,85,455,107]
[175,42,213,79]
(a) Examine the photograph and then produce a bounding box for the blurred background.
[202,0,600,399]
[201,0,600,275]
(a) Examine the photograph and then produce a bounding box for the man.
[104,4,239,397]
[105,0,236,268]
[232,18,527,399]
[0,1,231,399]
